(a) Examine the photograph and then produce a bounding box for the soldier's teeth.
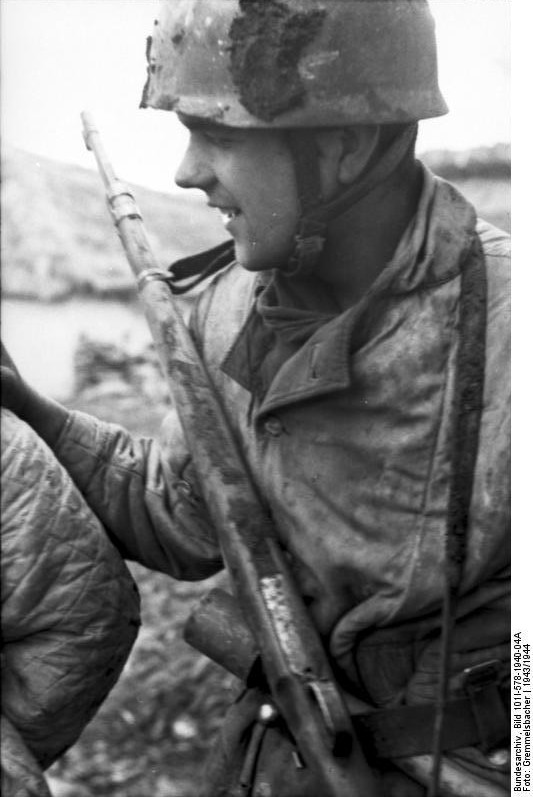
[221,209,240,222]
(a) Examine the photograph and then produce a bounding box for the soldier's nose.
[174,145,214,192]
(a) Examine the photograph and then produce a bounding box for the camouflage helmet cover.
[141,0,448,127]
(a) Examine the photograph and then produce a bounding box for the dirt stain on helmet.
[229,0,326,122]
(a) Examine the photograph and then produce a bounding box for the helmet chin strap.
[285,123,419,278]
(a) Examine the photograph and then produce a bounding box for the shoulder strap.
[167,240,235,295]
[447,231,488,591]
[430,230,488,795]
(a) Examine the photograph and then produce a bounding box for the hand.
[1,365,31,417]
[0,365,69,448]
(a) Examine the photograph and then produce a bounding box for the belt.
[351,661,509,760]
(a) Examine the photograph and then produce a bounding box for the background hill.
[1,146,227,300]
[1,143,510,301]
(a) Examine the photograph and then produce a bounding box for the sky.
[1,0,511,193]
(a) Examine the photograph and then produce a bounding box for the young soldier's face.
[175,117,300,271]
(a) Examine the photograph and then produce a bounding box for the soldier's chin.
[234,239,296,273]
[234,241,269,272]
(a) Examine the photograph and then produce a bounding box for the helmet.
[141,0,447,276]
[141,0,448,125]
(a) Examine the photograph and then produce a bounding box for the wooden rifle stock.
[184,590,506,797]
[81,111,379,797]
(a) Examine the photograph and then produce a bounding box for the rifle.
[183,590,508,797]
[81,111,379,797]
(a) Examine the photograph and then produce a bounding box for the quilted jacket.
[1,408,140,792]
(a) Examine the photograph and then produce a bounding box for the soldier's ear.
[337,125,380,186]
[314,125,380,199]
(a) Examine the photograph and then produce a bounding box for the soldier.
[2,1,510,795]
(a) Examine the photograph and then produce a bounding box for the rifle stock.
[184,591,507,797]
[81,111,379,797]
[184,588,259,683]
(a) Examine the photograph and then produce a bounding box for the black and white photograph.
[1,2,513,796]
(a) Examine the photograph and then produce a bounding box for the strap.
[352,673,508,760]
[167,239,235,295]
[430,233,488,793]
[314,124,418,228]
[444,233,488,591]
[286,129,323,217]
[284,124,418,276]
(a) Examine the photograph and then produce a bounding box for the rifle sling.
[168,240,235,295]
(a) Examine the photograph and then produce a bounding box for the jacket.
[49,166,510,704]
[1,408,140,786]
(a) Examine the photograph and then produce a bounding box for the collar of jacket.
[221,165,479,420]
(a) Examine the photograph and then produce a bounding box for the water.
[2,298,151,400]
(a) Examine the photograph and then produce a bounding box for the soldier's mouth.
[217,208,242,227]
[208,201,243,229]
[222,208,240,219]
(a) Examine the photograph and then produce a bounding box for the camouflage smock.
[50,166,510,704]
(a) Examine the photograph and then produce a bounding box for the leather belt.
[351,661,509,760]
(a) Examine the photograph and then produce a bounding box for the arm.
[52,406,223,579]
[0,361,69,450]
[1,361,222,580]
[1,407,140,769]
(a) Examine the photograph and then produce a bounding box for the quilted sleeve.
[1,408,140,769]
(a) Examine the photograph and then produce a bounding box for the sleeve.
[1,716,53,797]
[52,406,223,580]
[1,409,140,769]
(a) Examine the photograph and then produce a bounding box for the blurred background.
[1,2,511,796]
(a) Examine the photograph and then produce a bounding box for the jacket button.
[263,416,283,437]
[176,479,194,497]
